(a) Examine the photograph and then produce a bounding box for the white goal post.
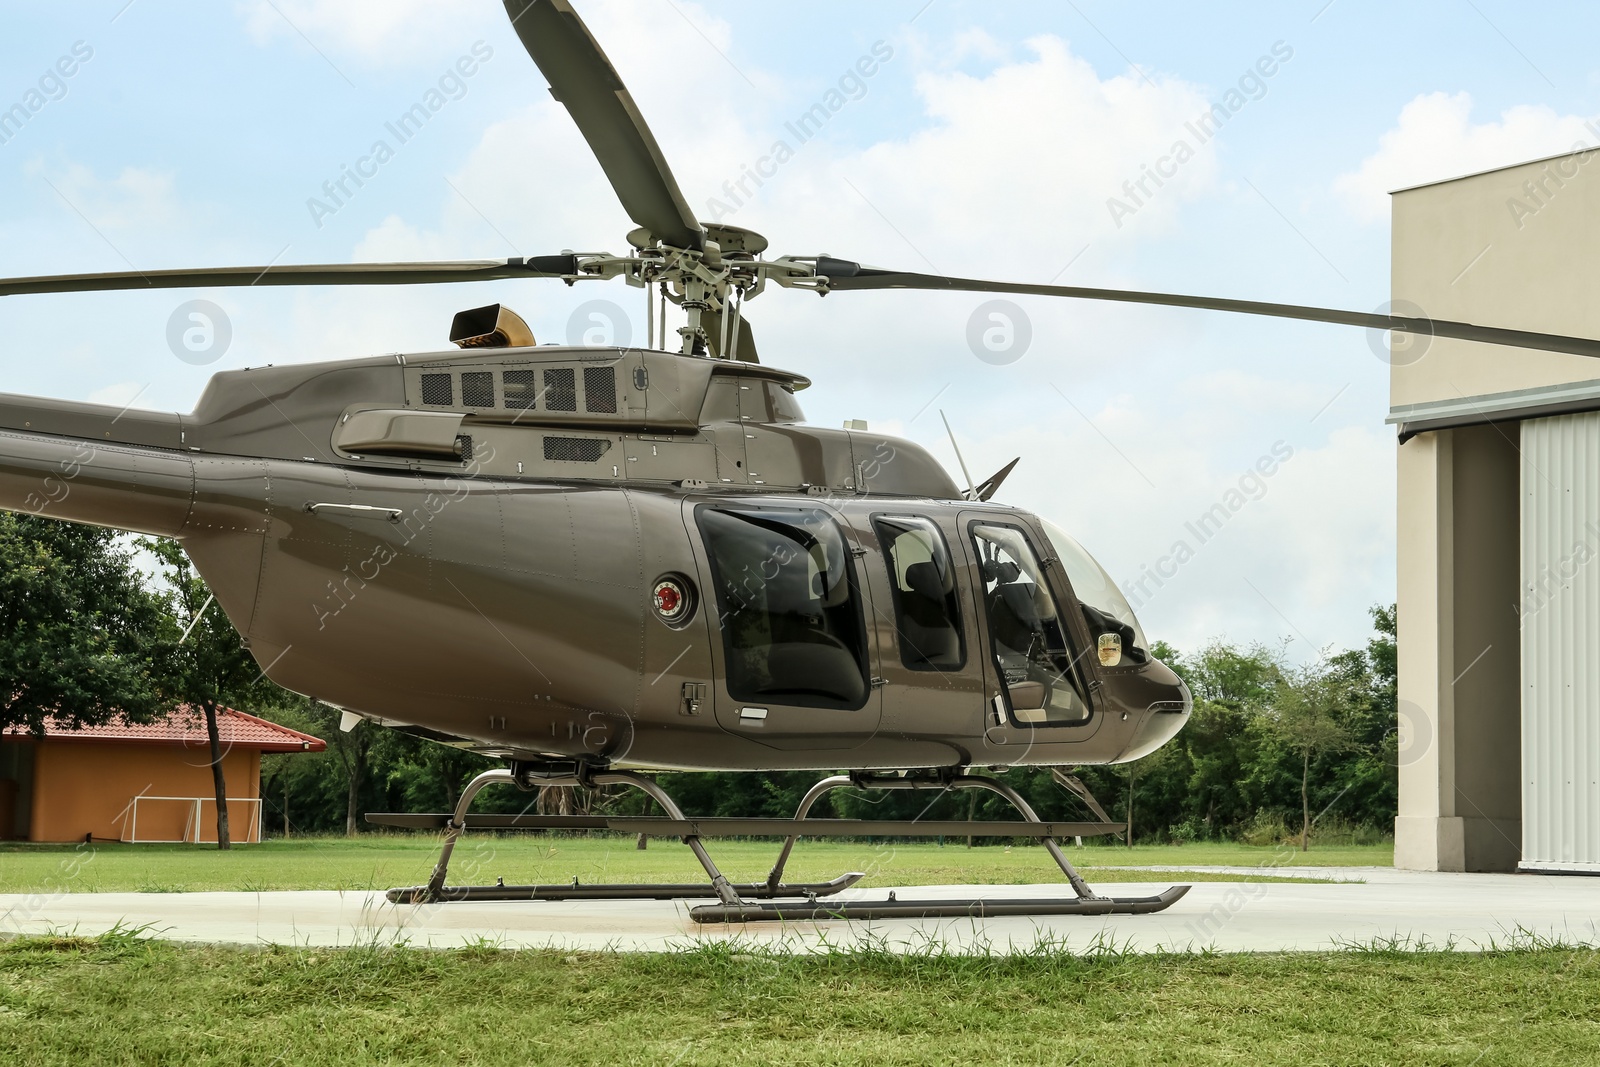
[122,796,262,844]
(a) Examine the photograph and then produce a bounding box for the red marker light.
[652,578,690,623]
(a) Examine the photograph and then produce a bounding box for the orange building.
[0,707,325,843]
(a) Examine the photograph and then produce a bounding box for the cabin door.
[689,501,884,751]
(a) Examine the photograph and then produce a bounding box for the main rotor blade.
[814,261,1600,360]
[504,0,704,252]
[0,257,581,298]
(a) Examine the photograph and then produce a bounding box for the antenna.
[940,410,978,500]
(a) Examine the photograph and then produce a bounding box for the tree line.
[1,513,1397,849]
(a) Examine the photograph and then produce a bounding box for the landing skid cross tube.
[372,767,1190,922]
[383,767,755,907]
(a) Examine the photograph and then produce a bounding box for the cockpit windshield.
[1040,518,1148,663]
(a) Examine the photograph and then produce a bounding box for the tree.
[1166,639,1280,836]
[298,700,379,836]
[0,514,168,733]
[144,539,265,850]
[381,732,487,814]
[1254,654,1365,851]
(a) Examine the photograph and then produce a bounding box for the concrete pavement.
[2,868,1596,953]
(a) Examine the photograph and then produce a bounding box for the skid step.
[690,885,1191,923]
[386,872,863,905]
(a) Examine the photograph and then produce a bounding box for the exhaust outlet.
[449,304,536,349]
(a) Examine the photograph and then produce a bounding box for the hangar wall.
[1391,148,1600,872]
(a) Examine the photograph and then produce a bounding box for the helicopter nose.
[1121,682,1192,762]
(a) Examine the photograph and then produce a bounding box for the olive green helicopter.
[3,0,1597,920]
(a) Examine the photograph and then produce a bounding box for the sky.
[3,0,1598,660]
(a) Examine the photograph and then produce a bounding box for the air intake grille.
[584,366,618,413]
[456,435,474,462]
[502,369,537,410]
[544,437,610,463]
[544,368,577,411]
[420,373,453,407]
[461,371,494,408]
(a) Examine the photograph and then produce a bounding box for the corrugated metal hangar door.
[1521,412,1600,872]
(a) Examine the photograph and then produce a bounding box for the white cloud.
[939,28,1012,67]
[683,30,1223,400]
[1335,92,1599,223]
[235,0,496,63]
[763,35,1219,274]
[27,163,180,231]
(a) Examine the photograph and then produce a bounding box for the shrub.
[1239,811,1291,847]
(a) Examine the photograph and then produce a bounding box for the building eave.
[1388,377,1600,442]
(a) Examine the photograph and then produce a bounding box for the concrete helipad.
[2,868,1596,953]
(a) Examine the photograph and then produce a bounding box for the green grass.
[0,836,1388,895]
[0,930,1592,1065]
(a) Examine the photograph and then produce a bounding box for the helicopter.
[3,0,1599,920]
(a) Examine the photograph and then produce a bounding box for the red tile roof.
[1,705,327,753]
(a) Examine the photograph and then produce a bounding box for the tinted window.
[972,523,1091,725]
[699,507,868,710]
[875,516,964,671]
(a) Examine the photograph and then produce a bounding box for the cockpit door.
[860,511,987,746]
[689,500,883,750]
[958,512,1103,747]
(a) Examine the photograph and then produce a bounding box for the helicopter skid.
[374,767,1185,920]
[690,885,1191,923]
[384,872,863,906]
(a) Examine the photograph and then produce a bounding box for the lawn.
[0,931,1592,1066]
[0,835,1390,894]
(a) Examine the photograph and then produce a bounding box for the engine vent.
[461,371,495,409]
[502,369,537,410]
[544,368,577,412]
[420,373,453,407]
[544,436,610,463]
[583,366,618,413]
[456,435,474,462]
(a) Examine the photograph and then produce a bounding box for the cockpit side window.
[874,516,964,672]
[970,523,1092,725]
[697,506,869,710]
